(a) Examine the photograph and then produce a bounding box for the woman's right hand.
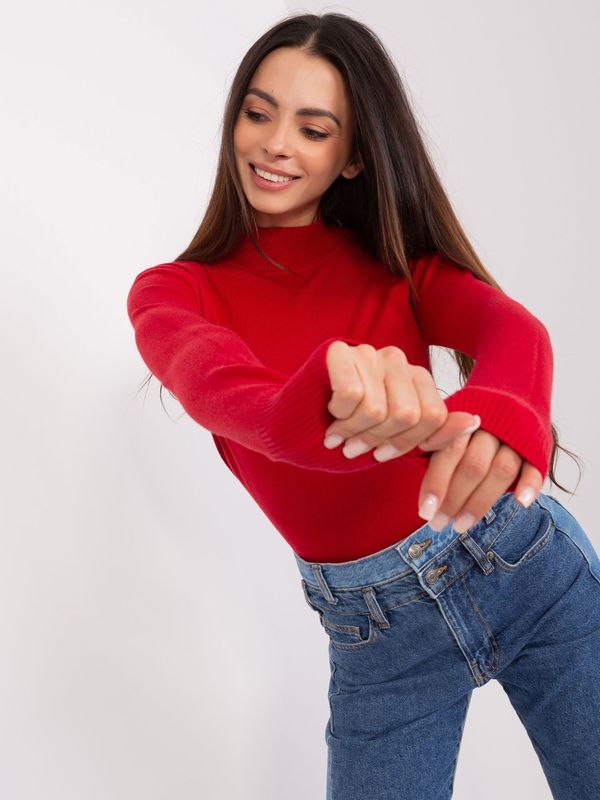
[324,341,481,462]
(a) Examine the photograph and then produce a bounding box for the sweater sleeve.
[126,262,386,473]
[410,252,554,479]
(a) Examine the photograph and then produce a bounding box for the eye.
[302,128,329,141]
[242,109,266,123]
[241,109,329,141]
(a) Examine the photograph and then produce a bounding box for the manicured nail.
[453,512,476,533]
[418,493,438,520]
[517,487,535,508]
[373,444,401,462]
[429,511,451,531]
[324,434,344,449]
[343,439,370,459]
[459,415,481,436]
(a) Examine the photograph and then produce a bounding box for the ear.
[340,155,364,180]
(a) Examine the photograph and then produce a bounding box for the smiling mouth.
[250,164,301,181]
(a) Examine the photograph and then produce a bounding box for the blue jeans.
[293,491,600,799]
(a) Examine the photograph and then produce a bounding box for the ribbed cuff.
[254,336,381,472]
[444,386,552,480]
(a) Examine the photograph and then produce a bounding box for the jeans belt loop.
[310,564,338,604]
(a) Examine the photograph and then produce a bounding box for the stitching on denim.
[491,517,555,573]
[319,590,435,649]
[555,527,600,588]
[304,560,497,614]
[307,588,431,618]
[322,618,361,635]
[300,568,414,594]
[461,575,499,679]
[328,652,340,740]
[326,616,376,650]
[362,587,391,628]
[384,590,431,611]
[485,500,523,551]
[431,593,482,686]
[312,564,338,604]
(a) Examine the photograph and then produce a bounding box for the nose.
[261,117,296,156]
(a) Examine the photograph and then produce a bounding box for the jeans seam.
[555,527,600,589]
[489,517,556,573]
[328,654,340,740]
[301,569,414,594]
[462,574,500,679]
[305,588,430,616]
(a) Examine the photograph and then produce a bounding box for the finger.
[325,344,389,443]
[512,461,544,508]
[368,364,445,460]
[373,364,446,456]
[325,341,366,425]
[350,366,477,462]
[416,434,471,523]
[418,414,481,451]
[446,442,523,534]
[328,349,422,458]
[353,347,420,445]
[427,430,500,531]
[337,347,390,453]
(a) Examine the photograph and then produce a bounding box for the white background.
[2,1,598,797]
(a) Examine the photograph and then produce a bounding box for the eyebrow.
[244,87,341,128]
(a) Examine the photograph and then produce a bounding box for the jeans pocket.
[300,579,379,651]
[487,497,556,572]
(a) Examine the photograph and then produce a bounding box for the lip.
[250,162,301,178]
[249,163,301,192]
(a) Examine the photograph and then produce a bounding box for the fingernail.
[460,415,481,436]
[343,439,370,459]
[324,434,344,449]
[373,444,401,462]
[453,512,476,533]
[517,486,535,508]
[418,493,438,520]
[429,511,451,531]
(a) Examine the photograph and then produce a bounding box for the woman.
[126,12,600,799]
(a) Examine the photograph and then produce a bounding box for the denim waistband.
[293,491,521,595]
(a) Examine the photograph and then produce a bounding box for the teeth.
[253,165,296,183]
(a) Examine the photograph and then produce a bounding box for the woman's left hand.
[416,426,543,532]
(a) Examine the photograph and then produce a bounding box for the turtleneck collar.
[230,214,350,276]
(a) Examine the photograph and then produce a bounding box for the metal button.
[425,569,440,585]
[408,543,422,558]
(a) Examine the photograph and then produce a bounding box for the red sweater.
[126,217,553,562]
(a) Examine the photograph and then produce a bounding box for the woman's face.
[233,46,362,228]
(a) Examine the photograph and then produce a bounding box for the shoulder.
[130,258,211,290]
[127,259,210,314]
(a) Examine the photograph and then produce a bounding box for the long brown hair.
[137,11,580,494]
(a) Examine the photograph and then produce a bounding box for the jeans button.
[425,568,440,585]
[408,543,422,558]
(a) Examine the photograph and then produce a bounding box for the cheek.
[309,149,345,184]
[233,119,251,154]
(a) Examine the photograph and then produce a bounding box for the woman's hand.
[416,425,543,532]
[323,341,481,460]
